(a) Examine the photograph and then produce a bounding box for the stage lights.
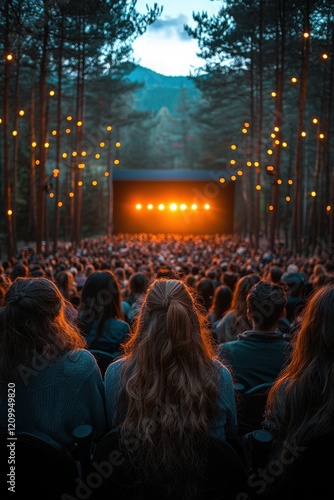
[135,203,211,211]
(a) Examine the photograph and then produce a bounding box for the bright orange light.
[282,142,288,147]
[269,205,274,211]
[49,193,54,198]
[100,142,105,147]
[242,128,247,134]
[66,116,72,121]
[58,202,63,207]
[53,169,60,176]
[204,204,210,210]
[77,121,83,126]
[288,179,293,185]
[275,140,280,145]
[301,131,307,137]
[62,153,67,158]
[115,142,121,147]
[72,151,77,156]
[271,133,276,138]
[237,170,243,176]
[92,180,98,186]
[106,125,112,131]
[158,204,165,210]
[326,205,331,212]
[52,130,57,135]
[271,92,277,97]
[148,204,153,210]
[319,133,325,139]
[267,166,274,172]
[246,161,252,167]
[312,118,318,124]
[244,122,250,128]
[69,192,74,198]
[256,185,261,191]
[66,128,71,134]
[78,181,83,187]
[322,54,328,60]
[19,110,24,116]
[191,204,197,210]
[6,54,13,61]
[231,175,236,181]
[7,209,13,215]
[286,196,291,202]
[231,144,237,150]
[44,142,49,148]
[49,90,55,96]
[136,203,142,210]
[81,151,87,156]
[170,203,177,211]
[95,154,100,159]
[219,178,226,183]
[291,77,297,83]
[12,130,18,136]
[277,179,282,185]
[311,190,316,197]
[78,163,85,169]
[274,126,279,132]
[104,172,109,177]
[267,149,273,155]
[230,159,236,165]
[35,160,40,165]
[303,32,310,38]
[254,162,259,167]
[114,159,120,165]
[180,203,187,210]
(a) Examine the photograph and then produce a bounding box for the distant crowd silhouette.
[1,232,334,499]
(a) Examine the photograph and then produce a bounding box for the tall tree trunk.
[291,2,310,254]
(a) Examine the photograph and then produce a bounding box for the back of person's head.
[269,266,283,284]
[221,271,239,291]
[55,269,76,299]
[128,271,149,295]
[196,277,215,312]
[210,285,232,318]
[78,270,123,327]
[247,281,286,329]
[231,274,260,312]
[0,277,85,384]
[10,262,29,281]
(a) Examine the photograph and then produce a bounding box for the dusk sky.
[132,0,222,76]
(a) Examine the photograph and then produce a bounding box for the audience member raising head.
[0,277,106,447]
[104,278,238,499]
[77,270,130,358]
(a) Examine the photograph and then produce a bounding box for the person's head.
[247,281,286,330]
[78,270,123,330]
[196,277,215,312]
[126,278,214,359]
[210,285,232,318]
[231,274,260,313]
[269,266,283,284]
[10,262,29,281]
[128,271,149,296]
[54,269,76,299]
[0,277,85,384]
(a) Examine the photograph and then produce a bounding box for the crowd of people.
[1,232,334,498]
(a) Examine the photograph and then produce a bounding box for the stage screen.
[112,178,235,234]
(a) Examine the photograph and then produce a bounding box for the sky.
[132,0,222,77]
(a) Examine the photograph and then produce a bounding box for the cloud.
[148,14,192,42]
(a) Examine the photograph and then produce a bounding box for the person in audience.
[104,278,238,499]
[196,276,215,313]
[262,284,334,499]
[218,281,292,392]
[215,274,260,343]
[77,270,130,358]
[0,277,106,447]
[54,269,80,308]
[208,285,233,326]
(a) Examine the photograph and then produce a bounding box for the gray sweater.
[0,349,107,447]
